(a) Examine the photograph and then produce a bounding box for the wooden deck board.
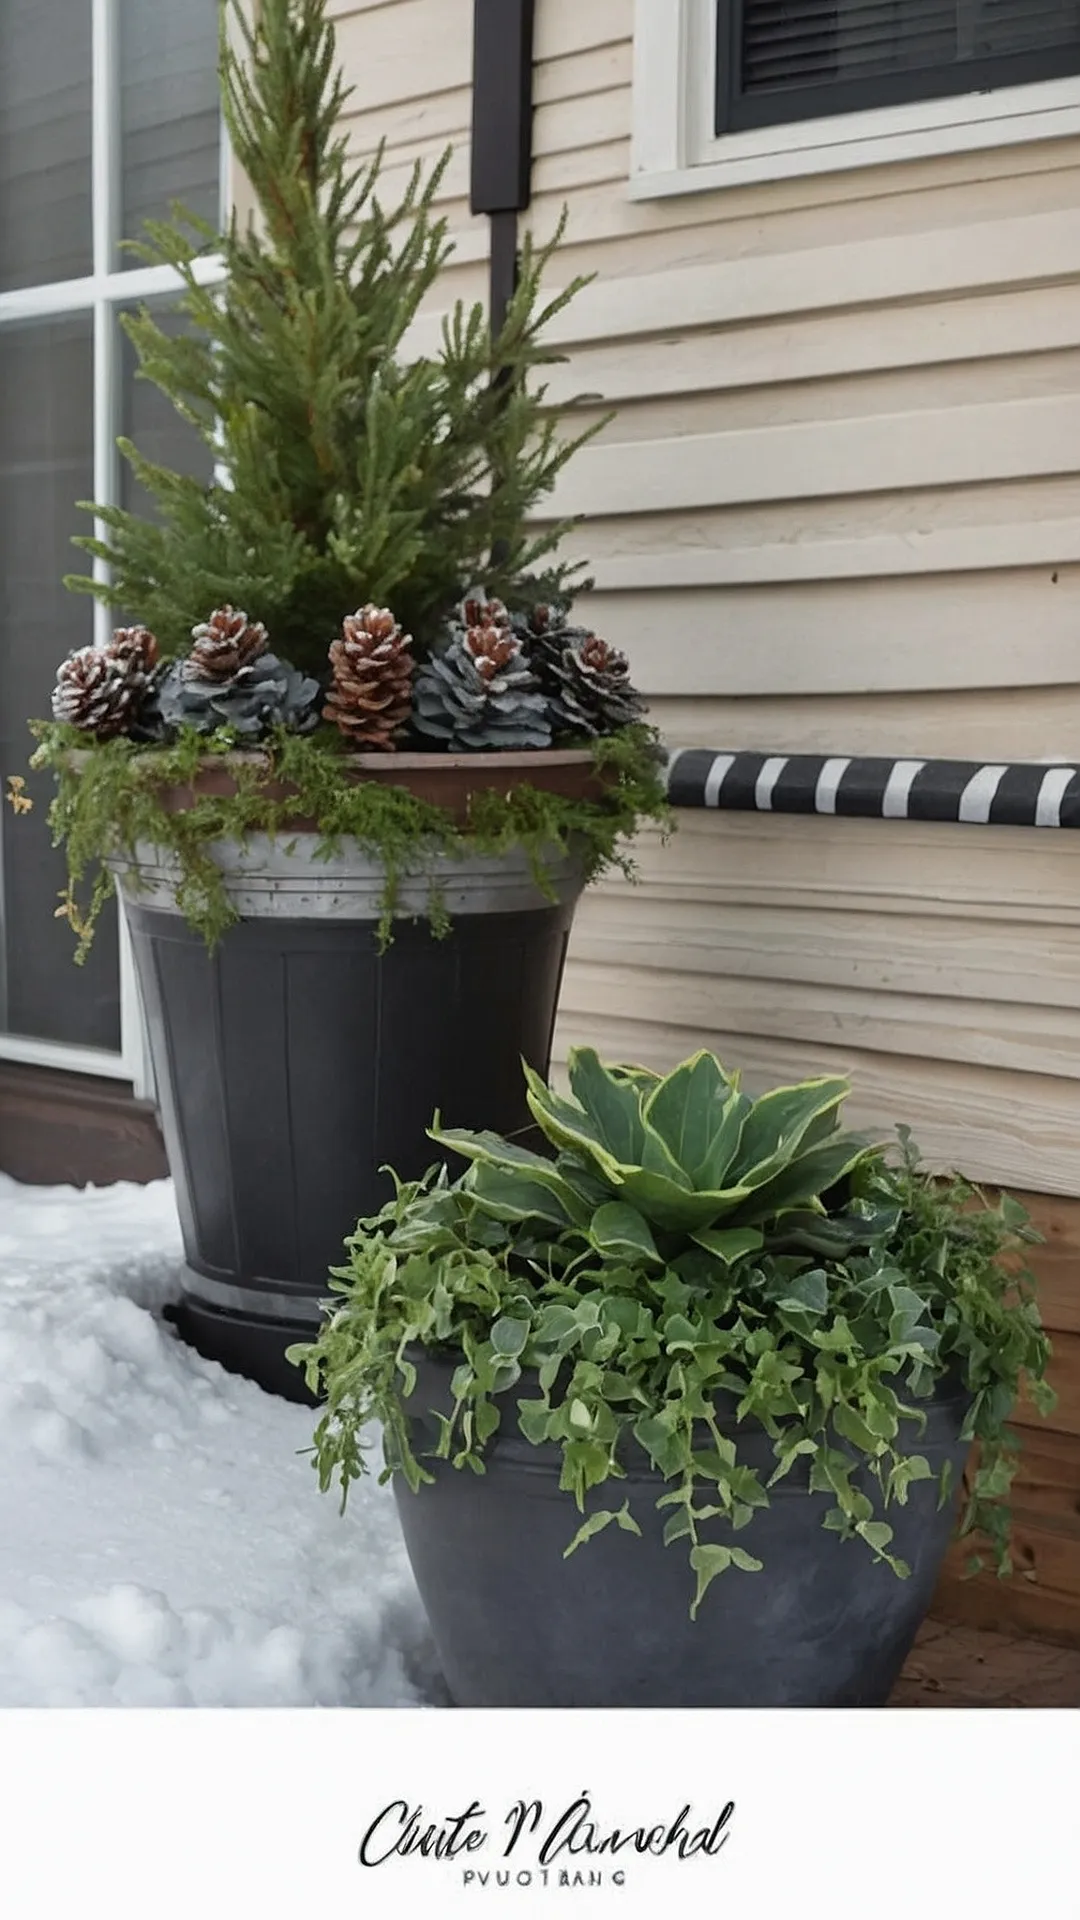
[890,1620,1080,1706]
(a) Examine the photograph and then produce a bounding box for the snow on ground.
[0,1174,444,1707]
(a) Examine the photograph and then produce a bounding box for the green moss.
[27,721,671,958]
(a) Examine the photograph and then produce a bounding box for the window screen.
[0,1,221,1059]
[717,1,1080,133]
[0,0,92,292]
[0,321,123,1051]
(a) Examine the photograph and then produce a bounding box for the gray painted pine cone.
[413,596,551,751]
[150,650,321,739]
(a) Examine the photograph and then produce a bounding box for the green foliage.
[28,720,669,957]
[289,1055,1054,1616]
[21,0,667,955]
[492,1047,874,1237]
[64,0,603,674]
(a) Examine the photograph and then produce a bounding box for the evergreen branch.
[66,0,604,674]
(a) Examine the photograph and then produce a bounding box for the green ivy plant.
[25,721,667,957]
[290,1049,1055,1617]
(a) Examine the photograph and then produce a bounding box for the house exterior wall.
[248,0,1080,1649]
[329,0,1080,1200]
[329,0,1080,1645]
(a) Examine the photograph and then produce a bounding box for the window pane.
[972,0,1080,58]
[737,1,1080,95]
[120,307,215,520]
[0,321,122,1052]
[742,3,956,94]
[0,0,93,293]
[120,0,222,263]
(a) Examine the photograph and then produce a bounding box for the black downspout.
[470,0,536,335]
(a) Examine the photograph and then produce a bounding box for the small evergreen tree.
[67,0,595,677]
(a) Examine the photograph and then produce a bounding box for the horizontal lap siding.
[337,0,1080,1646]
[330,0,487,296]
[523,2,1080,724]
[654,688,1080,762]
[334,3,1080,1197]
[559,815,1080,1194]
[515,0,1080,1205]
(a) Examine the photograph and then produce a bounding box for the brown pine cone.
[108,625,159,673]
[188,606,268,682]
[51,646,145,739]
[323,604,415,750]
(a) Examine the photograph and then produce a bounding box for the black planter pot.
[118,833,583,1402]
[393,1349,972,1708]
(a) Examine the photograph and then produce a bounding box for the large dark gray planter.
[116,830,584,1401]
[393,1349,971,1707]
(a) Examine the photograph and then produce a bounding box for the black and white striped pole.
[665,750,1080,829]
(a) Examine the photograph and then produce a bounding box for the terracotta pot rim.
[60,741,610,832]
[64,744,597,772]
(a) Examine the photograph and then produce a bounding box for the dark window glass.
[120,0,222,263]
[120,307,215,519]
[0,0,93,292]
[0,322,122,1051]
[718,1,1080,131]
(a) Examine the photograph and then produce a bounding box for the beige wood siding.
[332,0,1080,1195]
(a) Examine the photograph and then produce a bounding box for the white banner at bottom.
[0,1707,1075,1919]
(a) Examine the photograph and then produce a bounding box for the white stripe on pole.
[881,760,925,819]
[704,753,736,806]
[754,756,788,811]
[814,757,851,814]
[957,764,1007,824]
[1035,766,1077,827]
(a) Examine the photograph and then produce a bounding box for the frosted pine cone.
[52,645,148,739]
[539,631,647,739]
[108,625,160,674]
[460,588,510,632]
[323,605,415,750]
[510,598,572,646]
[187,606,268,682]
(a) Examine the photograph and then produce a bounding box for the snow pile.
[0,1174,442,1707]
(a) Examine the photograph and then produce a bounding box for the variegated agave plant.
[434,1048,883,1269]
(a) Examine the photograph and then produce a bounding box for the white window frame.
[630,0,1080,199]
[0,0,226,1094]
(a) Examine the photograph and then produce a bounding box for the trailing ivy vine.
[290,1051,1055,1617]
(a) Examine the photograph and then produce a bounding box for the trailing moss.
[26,721,671,958]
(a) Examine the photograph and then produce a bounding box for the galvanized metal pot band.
[111,834,585,921]
[176,1265,328,1326]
